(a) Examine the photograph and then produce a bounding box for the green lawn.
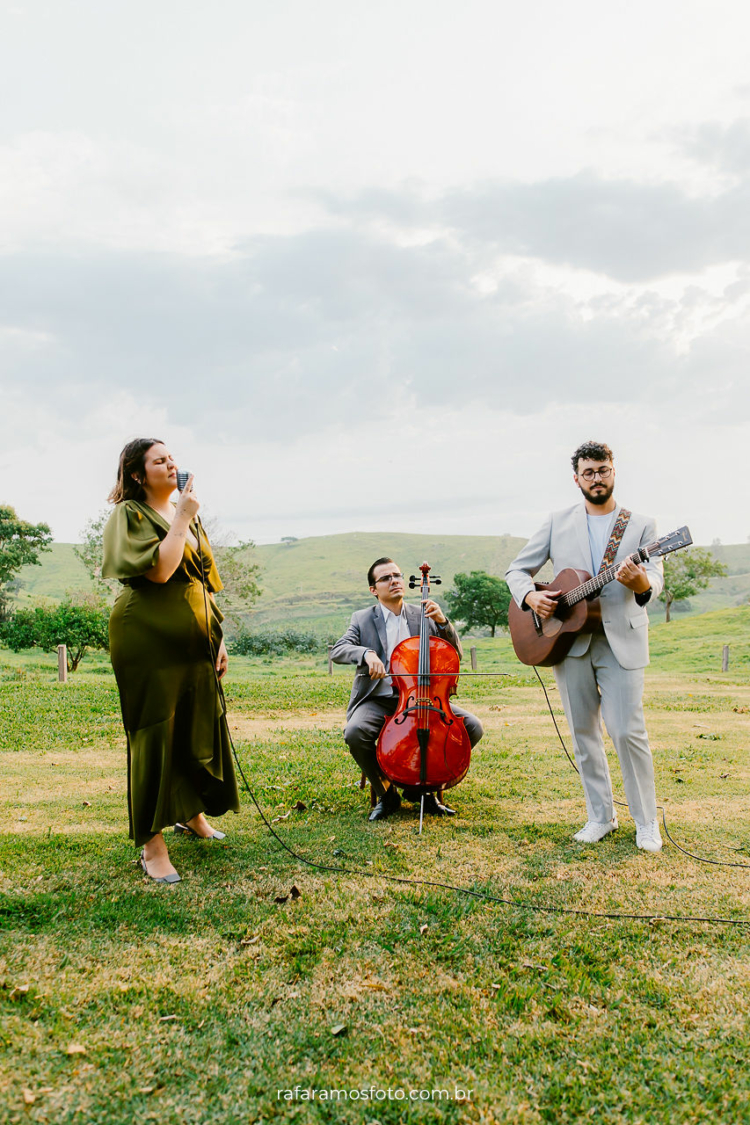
[1,623,750,1124]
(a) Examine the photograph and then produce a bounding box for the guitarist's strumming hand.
[524,589,561,620]
[616,558,650,594]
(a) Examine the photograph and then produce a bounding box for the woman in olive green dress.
[102,438,239,883]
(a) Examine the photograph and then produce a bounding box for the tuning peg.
[408,577,418,588]
[432,577,442,585]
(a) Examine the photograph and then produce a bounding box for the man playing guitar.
[505,441,664,852]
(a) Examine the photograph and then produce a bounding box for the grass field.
[1,608,750,1124]
[14,532,750,632]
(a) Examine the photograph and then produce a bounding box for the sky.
[1,0,749,547]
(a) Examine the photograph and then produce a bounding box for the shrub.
[0,596,110,671]
[228,627,323,657]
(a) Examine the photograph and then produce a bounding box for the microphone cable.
[533,666,750,870]
[193,530,748,928]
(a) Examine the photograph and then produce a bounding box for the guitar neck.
[562,550,644,607]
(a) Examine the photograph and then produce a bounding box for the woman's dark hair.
[571,440,614,473]
[368,557,395,588]
[108,438,164,503]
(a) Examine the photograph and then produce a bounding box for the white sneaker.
[636,819,663,853]
[573,818,618,843]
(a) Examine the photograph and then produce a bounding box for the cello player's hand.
[364,650,387,680]
[423,599,447,625]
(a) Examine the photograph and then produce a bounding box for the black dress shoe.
[421,791,456,817]
[368,786,401,822]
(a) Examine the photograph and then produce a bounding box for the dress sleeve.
[101,502,163,580]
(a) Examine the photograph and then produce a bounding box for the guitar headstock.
[646,525,693,559]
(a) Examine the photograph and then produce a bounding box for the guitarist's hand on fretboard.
[615,557,651,594]
[524,589,562,619]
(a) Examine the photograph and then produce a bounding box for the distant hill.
[12,531,749,633]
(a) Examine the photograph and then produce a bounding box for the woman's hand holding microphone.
[174,474,200,527]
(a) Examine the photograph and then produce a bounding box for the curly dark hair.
[571,441,614,473]
[108,438,164,503]
[368,557,395,589]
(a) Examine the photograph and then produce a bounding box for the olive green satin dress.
[102,501,239,845]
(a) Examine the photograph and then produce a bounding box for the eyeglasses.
[579,467,613,482]
[373,572,404,584]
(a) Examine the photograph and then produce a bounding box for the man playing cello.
[331,557,484,821]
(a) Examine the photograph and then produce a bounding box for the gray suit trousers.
[344,695,484,798]
[553,634,657,826]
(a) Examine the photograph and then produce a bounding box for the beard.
[581,481,614,506]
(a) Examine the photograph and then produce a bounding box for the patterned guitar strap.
[598,508,632,574]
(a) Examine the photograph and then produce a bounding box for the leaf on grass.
[9,984,30,1001]
[22,1089,35,1106]
[419,924,428,935]
[331,1024,347,1037]
[333,848,344,856]
[66,1043,87,1056]
[271,811,291,824]
[158,1015,179,1022]
[697,733,721,740]
[240,934,260,946]
[82,801,91,807]
[293,800,307,812]
[383,842,399,849]
[720,773,730,779]
[274,895,289,904]
[290,885,301,899]
[733,706,749,714]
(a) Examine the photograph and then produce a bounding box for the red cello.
[376,562,472,800]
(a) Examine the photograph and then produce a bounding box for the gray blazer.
[505,502,664,670]
[331,602,464,721]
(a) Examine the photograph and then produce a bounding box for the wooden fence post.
[470,646,477,671]
[722,644,729,672]
[328,645,333,675]
[57,644,68,683]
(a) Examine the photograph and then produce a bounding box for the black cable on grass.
[195,536,747,928]
[532,666,750,871]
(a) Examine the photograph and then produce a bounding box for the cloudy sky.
[2,0,749,547]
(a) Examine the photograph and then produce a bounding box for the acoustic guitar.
[508,526,692,667]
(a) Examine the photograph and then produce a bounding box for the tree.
[0,594,110,671]
[445,571,511,637]
[74,509,118,596]
[0,505,52,618]
[213,540,262,624]
[659,548,728,623]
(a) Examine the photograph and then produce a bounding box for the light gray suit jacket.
[505,503,664,670]
[331,603,463,721]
